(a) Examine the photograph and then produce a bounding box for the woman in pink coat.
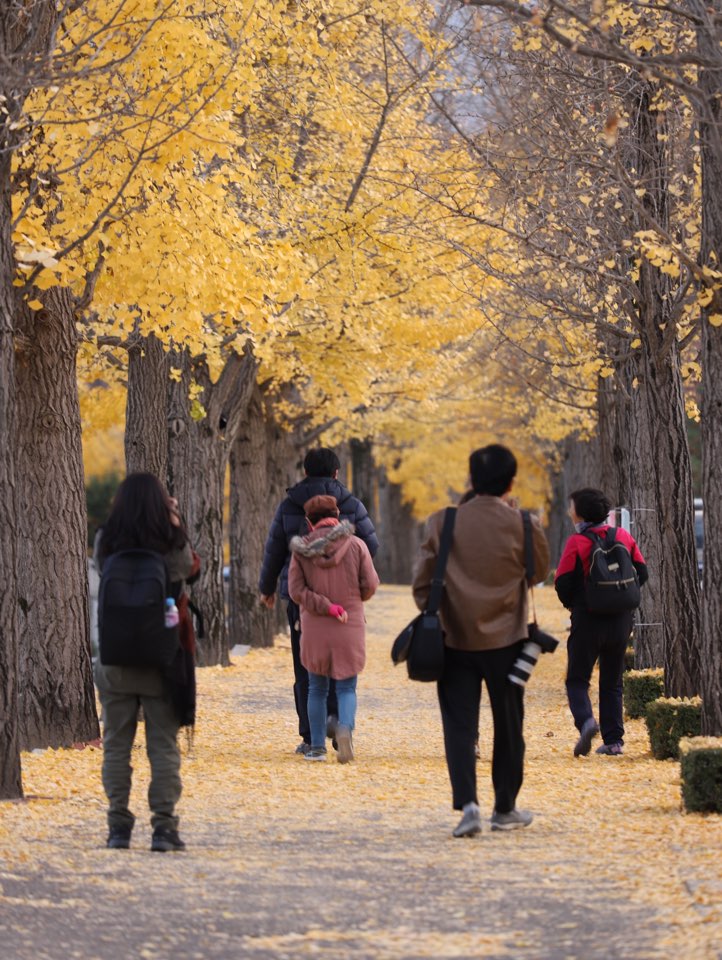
[288,494,379,763]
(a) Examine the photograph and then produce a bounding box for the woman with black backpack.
[94,473,199,852]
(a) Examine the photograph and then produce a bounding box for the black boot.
[151,827,186,852]
[106,826,132,849]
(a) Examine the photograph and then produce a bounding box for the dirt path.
[1,585,720,959]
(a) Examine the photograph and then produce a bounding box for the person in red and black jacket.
[555,488,648,758]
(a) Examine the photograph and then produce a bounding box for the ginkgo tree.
[111,1,458,663]
[5,0,468,708]
[0,0,290,790]
[447,0,719,726]
[284,1,701,695]
[6,0,268,752]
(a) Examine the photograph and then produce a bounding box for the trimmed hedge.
[680,737,722,813]
[645,697,702,760]
[624,668,664,719]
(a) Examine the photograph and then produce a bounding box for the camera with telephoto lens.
[508,622,559,688]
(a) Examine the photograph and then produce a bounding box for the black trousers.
[437,643,525,813]
[287,601,337,744]
[566,607,633,745]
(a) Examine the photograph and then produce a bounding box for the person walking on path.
[287,495,380,762]
[259,447,379,755]
[413,445,550,839]
[555,487,648,758]
[94,473,199,852]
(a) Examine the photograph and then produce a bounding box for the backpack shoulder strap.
[581,527,610,546]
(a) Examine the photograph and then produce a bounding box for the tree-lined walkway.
[0,586,720,960]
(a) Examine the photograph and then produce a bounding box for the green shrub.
[645,697,702,760]
[623,668,664,719]
[623,646,635,672]
[680,737,722,813]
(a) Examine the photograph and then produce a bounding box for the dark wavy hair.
[98,473,187,561]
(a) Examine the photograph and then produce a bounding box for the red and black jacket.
[554,524,648,610]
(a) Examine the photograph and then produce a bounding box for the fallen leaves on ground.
[0,586,720,960]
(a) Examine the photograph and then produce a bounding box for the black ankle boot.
[151,827,186,852]
[106,826,131,849]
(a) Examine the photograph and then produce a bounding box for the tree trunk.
[125,332,169,478]
[625,80,700,690]
[349,439,376,518]
[700,304,722,733]
[267,393,303,637]
[609,340,661,669]
[167,346,257,666]
[597,373,621,503]
[14,287,99,748]
[228,383,277,648]
[0,154,22,797]
[546,435,600,566]
[0,0,63,799]
[374,466,419,584]
[229,385,304,643]
[694,1,722,733]
[635,341,699,687]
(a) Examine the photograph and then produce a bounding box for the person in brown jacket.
[413,445,550,838]
[288,495,380,762]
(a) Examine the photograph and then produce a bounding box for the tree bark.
[700,308,722,733]
[546,435,600,567]
[167,345,257,666]
[227,385,301,647]
[596,374,621,504]
[694,0,722,733]
[0,0,66,795]
[125,332,169,478]
[374,465,419,584]
[228,383,277,648]
[623,81,700,689]
[349,439,376,519]
[0,154,22,797]
[14,286,99,748]
[268,393,304,637]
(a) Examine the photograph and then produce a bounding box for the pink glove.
[328,603,347,621]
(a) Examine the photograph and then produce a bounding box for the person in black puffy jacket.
[259,448,380,755]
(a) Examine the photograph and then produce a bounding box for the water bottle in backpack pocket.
[583,529,641,615]
[164,598,180,628]
[98,549,180,667]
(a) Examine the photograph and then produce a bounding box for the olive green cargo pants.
[98,678,181,833]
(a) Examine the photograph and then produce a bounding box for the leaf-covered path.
[1,586,720,960]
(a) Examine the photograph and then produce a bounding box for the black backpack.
[582,528,641,615]
[98,549,180,667]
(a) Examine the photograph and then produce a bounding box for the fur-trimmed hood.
[290,519,355,567]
